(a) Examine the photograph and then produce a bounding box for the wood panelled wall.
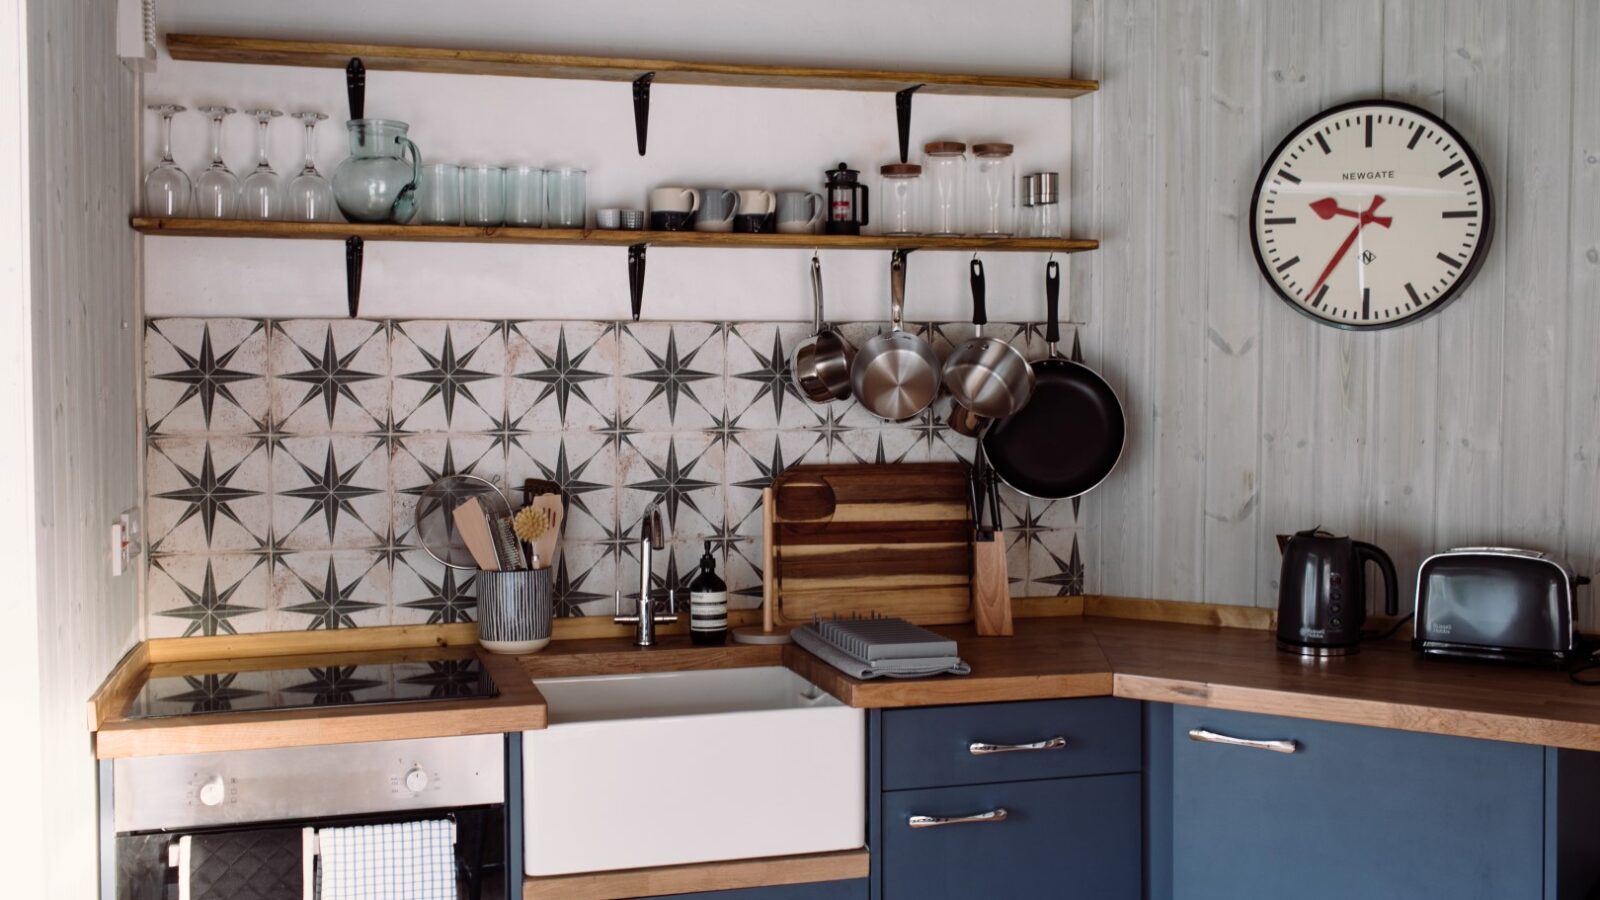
[25,0,142,893]
[1070,0,1599,614]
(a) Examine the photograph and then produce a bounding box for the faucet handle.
[612,590,639,624]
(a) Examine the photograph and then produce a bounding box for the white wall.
[144,0,1078,323]
[15,0,142,895]
[1071,0,1600,616]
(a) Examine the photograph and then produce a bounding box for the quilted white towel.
[317,819,456,900]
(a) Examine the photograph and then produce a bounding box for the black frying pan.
[982,261,1126,500]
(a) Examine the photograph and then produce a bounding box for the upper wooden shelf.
[164,34,1099,99]
[130,217,1099,253]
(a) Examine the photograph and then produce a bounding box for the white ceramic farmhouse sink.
[522,666,864,876]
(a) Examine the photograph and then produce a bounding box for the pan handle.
[1044,260,1061,354]
[889,252,907,332]
[810,254,825,335]
[970,258,987,330]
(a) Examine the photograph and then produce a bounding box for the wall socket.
[111,508,142,577]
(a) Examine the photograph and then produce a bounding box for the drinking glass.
[462,165,505,226]
[194,106,241,219]
[240,108,283,220]
[546,167,586,228]
[504,166,545,227]
[286,111,337,222]
[417,163,462,225]
[143,104,193,216]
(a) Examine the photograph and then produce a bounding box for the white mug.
[649,186,699,214]
[735,189,776,216]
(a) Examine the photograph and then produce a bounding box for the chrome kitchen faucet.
[614,504,677,646]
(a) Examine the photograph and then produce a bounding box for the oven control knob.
[198,775,226,807]
[404,766,430,793]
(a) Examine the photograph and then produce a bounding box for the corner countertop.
[90,609,1600,758]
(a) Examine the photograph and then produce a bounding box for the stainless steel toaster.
[1413,547,1591,664]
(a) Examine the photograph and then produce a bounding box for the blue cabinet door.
[1167,705,1545,900]
[653,878,868,899]
[881,774,1141,900]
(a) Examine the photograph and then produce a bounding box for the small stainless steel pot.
[850,252,940,422]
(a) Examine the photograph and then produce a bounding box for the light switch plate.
[111,508,142,577]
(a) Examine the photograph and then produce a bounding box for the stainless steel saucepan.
[850,252,940,421]
[792,253,853,403]
[943,257,1035,435]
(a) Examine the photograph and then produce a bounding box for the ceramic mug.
[649,186,698,214]
[693,188,740,232]
[596,207,622,229]
[776,190,825,234]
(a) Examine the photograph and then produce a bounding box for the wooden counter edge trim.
[1112,673,1600,753]
[86,642,149,731]
[146,623,481,663]
[523,849,869,900]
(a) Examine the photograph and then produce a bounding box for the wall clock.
[1249,99,1494,330]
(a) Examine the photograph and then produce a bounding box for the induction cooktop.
[126,656,499,719]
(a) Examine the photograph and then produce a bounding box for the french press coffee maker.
[824,162,869,235]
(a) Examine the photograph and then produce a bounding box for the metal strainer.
[415,474,511,569]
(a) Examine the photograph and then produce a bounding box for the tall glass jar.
[922,141,966,236]
[879,163,921,236]
[969,143,1016,236]
[1017,173,1038,237]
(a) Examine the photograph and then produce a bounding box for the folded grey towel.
[793,624,971,679]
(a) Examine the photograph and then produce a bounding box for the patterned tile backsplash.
[144,318,1088,636]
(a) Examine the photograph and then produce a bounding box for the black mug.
[650,210,693,231]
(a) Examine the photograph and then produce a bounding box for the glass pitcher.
[332,119,421,223]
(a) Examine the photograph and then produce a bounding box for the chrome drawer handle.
[1188,728,1299,754]
[968,736,1067,756]
[908,808,1009,829]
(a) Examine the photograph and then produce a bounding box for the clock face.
[1249,100,1494,329]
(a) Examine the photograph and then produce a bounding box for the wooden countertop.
[90,607,1600,758]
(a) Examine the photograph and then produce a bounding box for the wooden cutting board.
[770,463,974,627]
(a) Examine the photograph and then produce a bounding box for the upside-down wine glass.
[143,103,193,216]
[286,111,336,222]
[193,105,241,219]
[240,108,283,220]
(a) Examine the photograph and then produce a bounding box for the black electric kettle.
[1275,528,1398,656]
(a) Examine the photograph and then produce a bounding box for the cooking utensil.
[851,252,940,421]
[1276,528,1398,657]
[944,257,1035,422]
[416,474,511,569]
[792,254,853,403]
[452,496,502,570]
[983,260,1126,499]
[971,445,1012,636]
[529,493,563,569]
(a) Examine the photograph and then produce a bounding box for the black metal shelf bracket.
[633,72,656,156]
[345,236,364,318]
[895,84,925,163]
[627,243,648,320]
[346,57,365,120]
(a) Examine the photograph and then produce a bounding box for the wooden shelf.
[130,217,1098,253]
[166,34,1098,99]
[523,849,869,900]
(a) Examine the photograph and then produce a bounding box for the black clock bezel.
[1248,98,1496,331]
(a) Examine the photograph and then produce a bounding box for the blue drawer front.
[881,697,1140,790]
[655,878,868,900]
[881,773,1141,899]
[1170,706,1544,900]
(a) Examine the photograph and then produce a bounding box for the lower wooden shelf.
[522,848,870,900]
[129,216,1097,253]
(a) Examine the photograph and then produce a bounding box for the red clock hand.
[1307,196,1392,297]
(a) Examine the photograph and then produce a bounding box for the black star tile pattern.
[399,660,488,699]
[281,444,383,542]
[514,324,612,426]
[143,316,1089,632]
[283,558,380,630]
[283,665,385,704]
[277,325,383,426]
[153,444,262,548]
[154,559,259,637]
[160,673,264,713]
[397,326,497,426]
[624,327,718,424]
[624,438,719,532]
[150,321,262,428]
